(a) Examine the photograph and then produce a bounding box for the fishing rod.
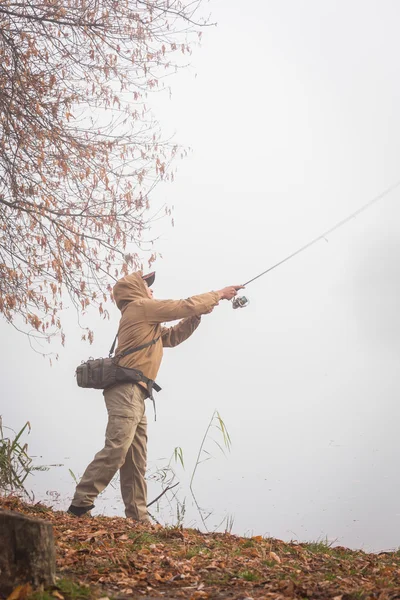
[232,180,400,309]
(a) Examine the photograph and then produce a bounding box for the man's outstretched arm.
[142,285,244,324]
[161,315,202,348]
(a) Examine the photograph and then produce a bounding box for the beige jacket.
[112,272,220,387]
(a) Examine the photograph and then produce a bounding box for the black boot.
[67,504,94,517]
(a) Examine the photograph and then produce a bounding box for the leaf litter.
[2,496,400,600]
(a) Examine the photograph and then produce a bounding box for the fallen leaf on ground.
[2,496,400,600]
[6,584,32,600]
[269,551,281,563]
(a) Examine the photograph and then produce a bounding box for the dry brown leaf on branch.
[0,0,211,347]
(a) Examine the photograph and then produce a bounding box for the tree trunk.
[0,509,56,594]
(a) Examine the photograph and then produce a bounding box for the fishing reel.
[232,295,250,309]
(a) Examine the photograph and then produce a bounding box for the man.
[68,271,243,520]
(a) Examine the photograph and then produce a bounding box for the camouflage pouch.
[75,333,162,391]
[76,357,144,390]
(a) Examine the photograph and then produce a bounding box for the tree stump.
[0,509,56,595]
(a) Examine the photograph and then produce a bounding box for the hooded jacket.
[112,272,220,389]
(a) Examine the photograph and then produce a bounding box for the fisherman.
[68,271,243,520]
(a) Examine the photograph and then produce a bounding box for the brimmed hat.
[142,271,156,287]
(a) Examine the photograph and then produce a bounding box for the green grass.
[241,539,256,548]
[185,547,200,559]
[57,579,91,599]
[156,525,184,539]
[332,550,357,560]
[128,531,158,549]
[348,591,366,599]
[184,545,211,559]
[28,579,91,600]
[28,503,51,514]
[303,538,335,554]
[262,559,277,567]
[204,572,232,585]
[184,527,201,535]
[28,592,54,600]
[238,570,260,582]
[282,546,296,555]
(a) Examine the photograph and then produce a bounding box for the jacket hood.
[113,271,148,311]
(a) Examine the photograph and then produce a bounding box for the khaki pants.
[71,383,149,521]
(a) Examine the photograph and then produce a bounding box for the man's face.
[144,281,154,299]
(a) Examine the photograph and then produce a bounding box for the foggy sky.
[2,0,400,551]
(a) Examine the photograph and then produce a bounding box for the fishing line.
[232,179,400,309]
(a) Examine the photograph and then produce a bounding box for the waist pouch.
[75,334,162,394]
[76,358,151,391]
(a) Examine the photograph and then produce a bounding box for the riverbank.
[1,496,400,600]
